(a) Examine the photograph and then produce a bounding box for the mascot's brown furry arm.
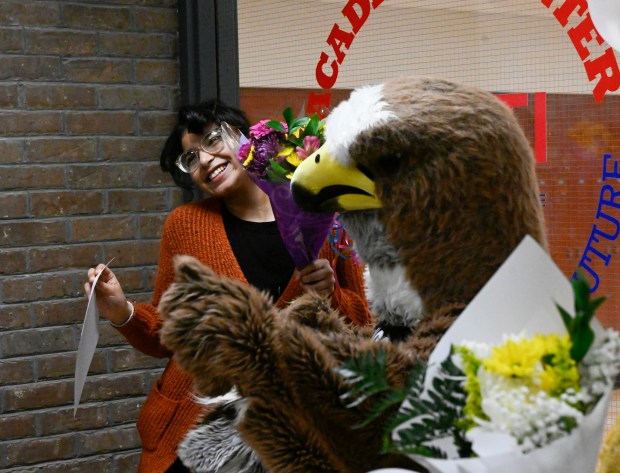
[158,77,547,473]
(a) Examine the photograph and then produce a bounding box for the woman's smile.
[207,162,230,182]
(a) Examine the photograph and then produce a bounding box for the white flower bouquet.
[339,236,620,473]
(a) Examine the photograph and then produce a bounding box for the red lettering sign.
[543,0,620,102]
[315,0,383,90]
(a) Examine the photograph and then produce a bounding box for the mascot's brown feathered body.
[158,77,547,473]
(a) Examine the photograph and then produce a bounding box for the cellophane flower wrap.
[337,236,620,473]
[221,109,335,270]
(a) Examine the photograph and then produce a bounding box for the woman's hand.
[297,259,335,298]
[84,264,131,325]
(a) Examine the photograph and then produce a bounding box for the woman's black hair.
[160,99,251,189]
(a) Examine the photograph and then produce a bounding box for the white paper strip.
[73,259,113,415]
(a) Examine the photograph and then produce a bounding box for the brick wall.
[0,1,182,471]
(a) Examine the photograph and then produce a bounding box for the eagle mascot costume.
[157,77,549,472]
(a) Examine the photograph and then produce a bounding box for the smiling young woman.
[84,98,373,473]
[178,124,271,221]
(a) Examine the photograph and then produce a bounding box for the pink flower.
[250,119,287,139]
[295,135,322,160]
[238,142,252,162]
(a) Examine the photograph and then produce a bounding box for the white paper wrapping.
[368,236,612,472]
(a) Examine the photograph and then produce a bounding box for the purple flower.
[295,135,322,160]
[254,133,281,161]
[247,133,281,179]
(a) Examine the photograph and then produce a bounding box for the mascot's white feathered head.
[292,77,547,337]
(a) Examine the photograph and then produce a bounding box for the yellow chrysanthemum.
[243,147,255,167]
[285,152,303,168]
[536,333,569,355]
[539,362,579,395]
[276,146,295,161]
[539,366,560,393]
[483,337,546,378]
[536,334,579,395]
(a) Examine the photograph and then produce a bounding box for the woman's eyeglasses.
[175,128,225,173]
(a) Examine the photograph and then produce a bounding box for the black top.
[222,204,295,301]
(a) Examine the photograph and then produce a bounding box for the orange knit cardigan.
[116,199,373,472]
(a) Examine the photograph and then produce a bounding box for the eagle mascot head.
[292,76,546,341]
[159,77,548,473]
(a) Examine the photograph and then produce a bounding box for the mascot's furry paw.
[160,255,426,473]
[159,254,353,397]
[159,254,282,397]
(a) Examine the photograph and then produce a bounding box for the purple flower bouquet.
[221,110,335,270]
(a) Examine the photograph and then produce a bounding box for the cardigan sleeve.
[114,206,182,358]
[318,243,374,327]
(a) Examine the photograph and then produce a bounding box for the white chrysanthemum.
[456,340,492,360]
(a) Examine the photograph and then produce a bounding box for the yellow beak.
[291,143,382,213]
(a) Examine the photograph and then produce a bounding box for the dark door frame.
[178,0,240,107]
[177,0,240,200]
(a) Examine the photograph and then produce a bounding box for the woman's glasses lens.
[200,128,223,154]
[175,149,200,173]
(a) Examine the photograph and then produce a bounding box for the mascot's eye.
[315,153,320,163]
[357,163,375,180]
[382,153,401,174]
